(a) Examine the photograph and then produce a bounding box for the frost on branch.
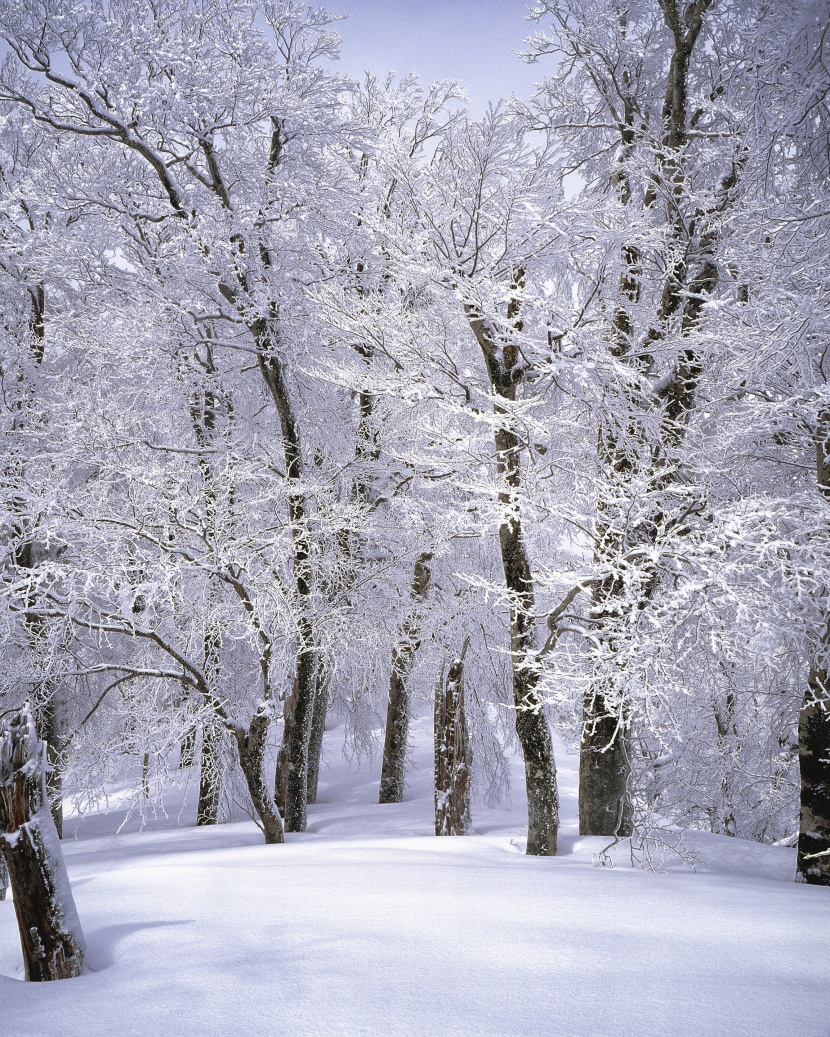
[0,704,85,981]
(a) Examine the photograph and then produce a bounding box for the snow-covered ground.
[2,714,828,1037]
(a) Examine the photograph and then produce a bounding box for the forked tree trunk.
[434,651,472,836]
[379,552,433,804]
[0,705,85,981]
[580,0,719,838]
[256,340,316,835]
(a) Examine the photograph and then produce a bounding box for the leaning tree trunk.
[434,650,472,836]
[235,703,284,845]
[466,301,559,856]
[0,705,85,981]
[379,552,433,804]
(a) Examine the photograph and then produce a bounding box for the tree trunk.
[0,851,8,900]
[256,337,316,835]
[466,301,559,856]
[434,650,472,836]
[34,692,65,838]
[197,625,222,826]
[306,653,329,806]
[274,622,316,831]
[797,416,830,884]
[197,718,222,826]
[180,723,197,768]
[796,664,830,884]
[578,690,632,836]
[235,704,284,845]
[379,552,433,804]
[0,705,85,981]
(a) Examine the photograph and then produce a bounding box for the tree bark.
[197,626,222,826]
[797,414,830,883]
[434,649,472,836]
[379,552,433,804]
[0,705,85,981]
[255,335,316,835]
[235,704,284,845]
[466,301,559,856]
[306,653,329,806]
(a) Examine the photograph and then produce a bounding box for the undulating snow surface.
[2,716,828,1037]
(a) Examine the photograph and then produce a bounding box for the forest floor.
[1,713,828,1037]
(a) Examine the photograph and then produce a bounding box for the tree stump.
[434,649,472,836]
[0,705,85,980]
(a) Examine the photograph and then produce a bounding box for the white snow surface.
[1,714,828,1037]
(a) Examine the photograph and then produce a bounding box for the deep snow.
[1,714,828,1037]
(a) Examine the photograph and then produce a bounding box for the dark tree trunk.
[235,705,284,845]
[180,724,197,768]
[796,666,830,884]
[0,706,85,981]
[434,650,472,836]
[306,653,329,806]
[256,336,316,835]
[580,0,719,839]
[274,622,316,831]
[0,851,8,900]
[379,552,433,804]
[578,692,632,837]
[197,717,222,826]
[197,625,222,826]
[797,416,830,884]
[466,300,559,856]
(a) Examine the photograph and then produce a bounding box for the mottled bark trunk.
[0,851,7,900]
[235,705,284,845]
[0,706,85,981]
[306,653,329,806]
[578,693,632,837]
[197,717,222,826]
[466,299,559,857]
[197,626,222,826]
[379,552,433,804]
[274,621,316,832]
[434,651,472,836]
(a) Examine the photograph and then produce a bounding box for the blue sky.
[331,0,547,113]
